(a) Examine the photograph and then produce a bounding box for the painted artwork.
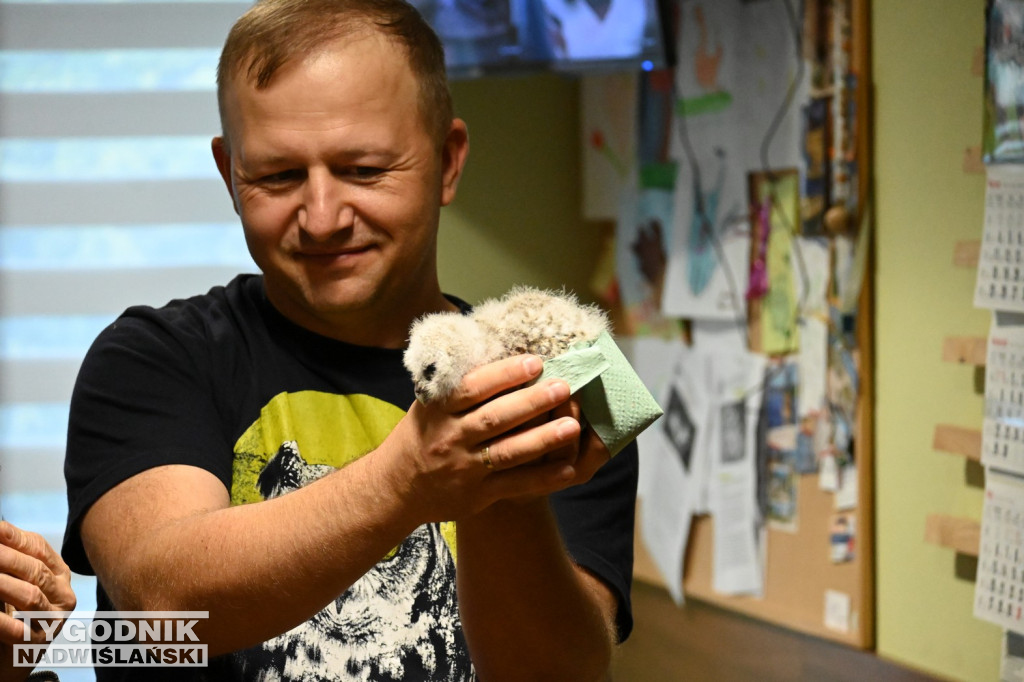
[985,0,1024,163]
[616,169,685,338]
[662,0,749,321]
[581,72,638,220]
[747,169,801,355]
[663,0,807,321]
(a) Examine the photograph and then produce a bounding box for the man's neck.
[265,285,458,349]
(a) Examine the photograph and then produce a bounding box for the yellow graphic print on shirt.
[227,391,471,681]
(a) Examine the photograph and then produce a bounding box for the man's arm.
[456,499,619,682]
[79,355,590,657]
[453,392,621,682]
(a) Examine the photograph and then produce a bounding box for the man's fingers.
[485,417,610,502]
[0,572,51,616]
[481,416,581,471]
[0,611,29,645]
[481,458,578,502]
[445,355,544,412]
[466,379,573,455]
[0,546,53,596]
[0,538,75,613]
[0,521,70,580]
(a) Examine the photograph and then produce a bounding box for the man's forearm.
[82,452,420,657]
[455,499,616,682]
[81,359,590,659]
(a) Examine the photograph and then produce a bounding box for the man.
[62,0,638,679]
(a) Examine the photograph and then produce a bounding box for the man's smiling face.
[214,29,467,344]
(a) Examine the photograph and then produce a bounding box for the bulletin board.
[627,0,875,649]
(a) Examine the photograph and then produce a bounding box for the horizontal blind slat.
[0,180,236,224]
[0,223,250,270]
[1,136,220,183]
[0,92,220,138]
[0,360,82,403]
[0,266,257,315]
[0,3,246,50]
[0,448,67,493]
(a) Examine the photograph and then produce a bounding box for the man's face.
[213,30,467,342]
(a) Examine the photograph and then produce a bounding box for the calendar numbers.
[983,315,1024,477]
[976,169,1024,312]
[974,471,1024,634]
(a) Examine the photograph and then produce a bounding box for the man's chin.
[267,277,371,317]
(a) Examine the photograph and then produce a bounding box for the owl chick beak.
[413,363,438,403]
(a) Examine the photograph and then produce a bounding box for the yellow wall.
[439,74,602,304]
[874,1,1000,679]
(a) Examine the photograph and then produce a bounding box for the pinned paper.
[824,589,851,633]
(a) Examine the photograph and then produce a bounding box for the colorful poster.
[662,0,748,321]
[581,72,638,220]
[616,171,684,338]
[748,170,801,354]
[764,357,800,531]
[984,0,1024,163]
[663,0,808,321]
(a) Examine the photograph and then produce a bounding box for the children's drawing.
[687,147,728,296]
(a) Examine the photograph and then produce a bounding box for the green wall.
[438,74,602,304]
[874,1,1001,679]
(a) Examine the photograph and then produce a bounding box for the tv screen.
[409,0,670,78]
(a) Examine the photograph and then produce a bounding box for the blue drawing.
[687,147,727,296]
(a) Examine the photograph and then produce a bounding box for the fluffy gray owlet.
[404,286,610,403]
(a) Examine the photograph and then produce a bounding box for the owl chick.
[404,287,610,404]
[403,311,503,403]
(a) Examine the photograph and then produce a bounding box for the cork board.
[631,0,874,649]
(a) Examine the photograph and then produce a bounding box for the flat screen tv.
[409,0,673,78]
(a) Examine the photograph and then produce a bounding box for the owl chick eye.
[422,363,437,381]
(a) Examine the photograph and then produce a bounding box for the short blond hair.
[217,0,453,149]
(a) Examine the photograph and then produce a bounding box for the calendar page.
[983,312,1024,477]
[976,166,1024,312]
[974,469,1024,635]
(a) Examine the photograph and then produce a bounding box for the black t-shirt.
[63,274,638,680]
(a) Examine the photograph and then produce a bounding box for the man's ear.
[440,118,470,207]
[211,136,239,214]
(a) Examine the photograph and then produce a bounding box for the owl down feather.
[403,286,611,404]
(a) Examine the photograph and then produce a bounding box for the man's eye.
[352,166,385,178]
[260,170,301,185]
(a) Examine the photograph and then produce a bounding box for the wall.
[439,74,602,304]
[874,1,1002,679]
[437,5,1010,679]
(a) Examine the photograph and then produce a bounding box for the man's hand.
[385,353,601,522]
[545,396,611,484]
[0,521,76,682]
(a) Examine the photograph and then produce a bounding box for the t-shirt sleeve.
[62,309,234,575]
[550,439,639,642]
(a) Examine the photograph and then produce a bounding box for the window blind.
[0,4,254,673]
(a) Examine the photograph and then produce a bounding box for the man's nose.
[298,170,353,238]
